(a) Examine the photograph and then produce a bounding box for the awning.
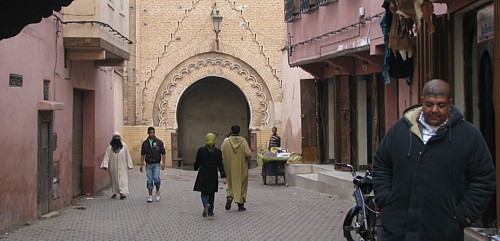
[0,0,73,40]
[38,100,65,111]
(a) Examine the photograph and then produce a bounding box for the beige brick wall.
[124,0,286,157]
[122,126,174,166]
[124,126,282,166]
[257,127,283,152]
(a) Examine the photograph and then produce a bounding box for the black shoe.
[208,212,214,217]
[237,203,246,211]
[120,194,126,200]
[203,204,210,217]
[111,194,117,199]
[225,197,233,210]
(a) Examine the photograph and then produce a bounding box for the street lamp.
[212,10,223,49]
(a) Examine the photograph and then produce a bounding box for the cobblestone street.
[2,166,352,241]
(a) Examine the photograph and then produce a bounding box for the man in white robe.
[101,131,134,199]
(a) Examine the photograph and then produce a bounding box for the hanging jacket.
[380,0,414,84]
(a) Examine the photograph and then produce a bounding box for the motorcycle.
[335,162,381,241]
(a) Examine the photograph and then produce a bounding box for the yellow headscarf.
[205,133,216,152]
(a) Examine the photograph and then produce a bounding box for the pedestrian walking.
[193,133,226,217]
[100,131,134,200]
[140,127,166,203]
[221,125,252,211]
[373,79,496,240]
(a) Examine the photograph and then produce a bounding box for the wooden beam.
[95,59,125,67]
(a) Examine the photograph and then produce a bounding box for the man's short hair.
[231,125,240,135]
[422,79,451,98]
[147,126,155,133]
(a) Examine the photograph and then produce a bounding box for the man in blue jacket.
[373,79,495,240]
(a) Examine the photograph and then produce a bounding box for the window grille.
[300,0,318,13]
[285,0,300,22]
[319,0,337,6]
[43,80,50,100]
[9,73,22,87]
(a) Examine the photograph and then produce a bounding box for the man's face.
[272,127,277,135]
[422,95,452,126]
[148,130,156,139]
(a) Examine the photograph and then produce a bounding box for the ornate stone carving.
[158,57,269,128]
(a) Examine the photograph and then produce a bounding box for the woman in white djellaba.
[101,131,134,199]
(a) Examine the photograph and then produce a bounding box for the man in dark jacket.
[193,133,226,217]
[140,127,166,203]
[373,79,495,240]
[268,126,281,150]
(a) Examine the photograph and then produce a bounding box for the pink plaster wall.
[384,81,399,129]
[383,79,420,133]
[287,0,385,65]
[281,51,314,154]
[0,16,120,232]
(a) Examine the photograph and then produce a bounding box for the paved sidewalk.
[2,166,353,241]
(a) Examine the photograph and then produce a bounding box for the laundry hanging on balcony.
[380,0,435,85]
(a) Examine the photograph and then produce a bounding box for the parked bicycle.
[335,162,381,241]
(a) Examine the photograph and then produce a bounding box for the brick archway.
[153,53,273,130]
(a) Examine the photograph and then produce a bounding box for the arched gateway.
[176,77,250,165]
[148,52,276,166]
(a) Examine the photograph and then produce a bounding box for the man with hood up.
[221,125,252,211]
[373,79,495,240]
[101,131,134,200]
[193,133,226,217]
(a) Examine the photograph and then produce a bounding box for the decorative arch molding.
[154,54,273,130]
[139,41,282,124]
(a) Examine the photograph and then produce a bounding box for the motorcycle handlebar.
[335,162,356,178]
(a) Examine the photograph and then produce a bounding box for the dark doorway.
[478,51,495,157]
[463,10,496,227]
[463,12,476,122]
[72,90,83,197]
[365,79,373,166]
[37,111,53,216]
[478,50,496,227]
[177,77,250,167]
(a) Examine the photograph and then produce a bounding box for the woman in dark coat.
[193,133,226,217]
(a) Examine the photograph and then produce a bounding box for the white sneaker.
[155,191,161,202]
[147,196,153,203]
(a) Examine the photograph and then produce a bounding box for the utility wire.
[52,14,133,44]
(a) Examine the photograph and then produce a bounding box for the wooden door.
[38,111,52,215]
[334,76,353,168]
[300,79,318,163]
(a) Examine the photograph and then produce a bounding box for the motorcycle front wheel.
[343,206,377,241]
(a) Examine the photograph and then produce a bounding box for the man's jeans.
[146,163,161,190]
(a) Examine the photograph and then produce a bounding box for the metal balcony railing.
[285,0,300,22]
[300,0,318,13]
[318,0,338,6]
[285,0,337,21]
